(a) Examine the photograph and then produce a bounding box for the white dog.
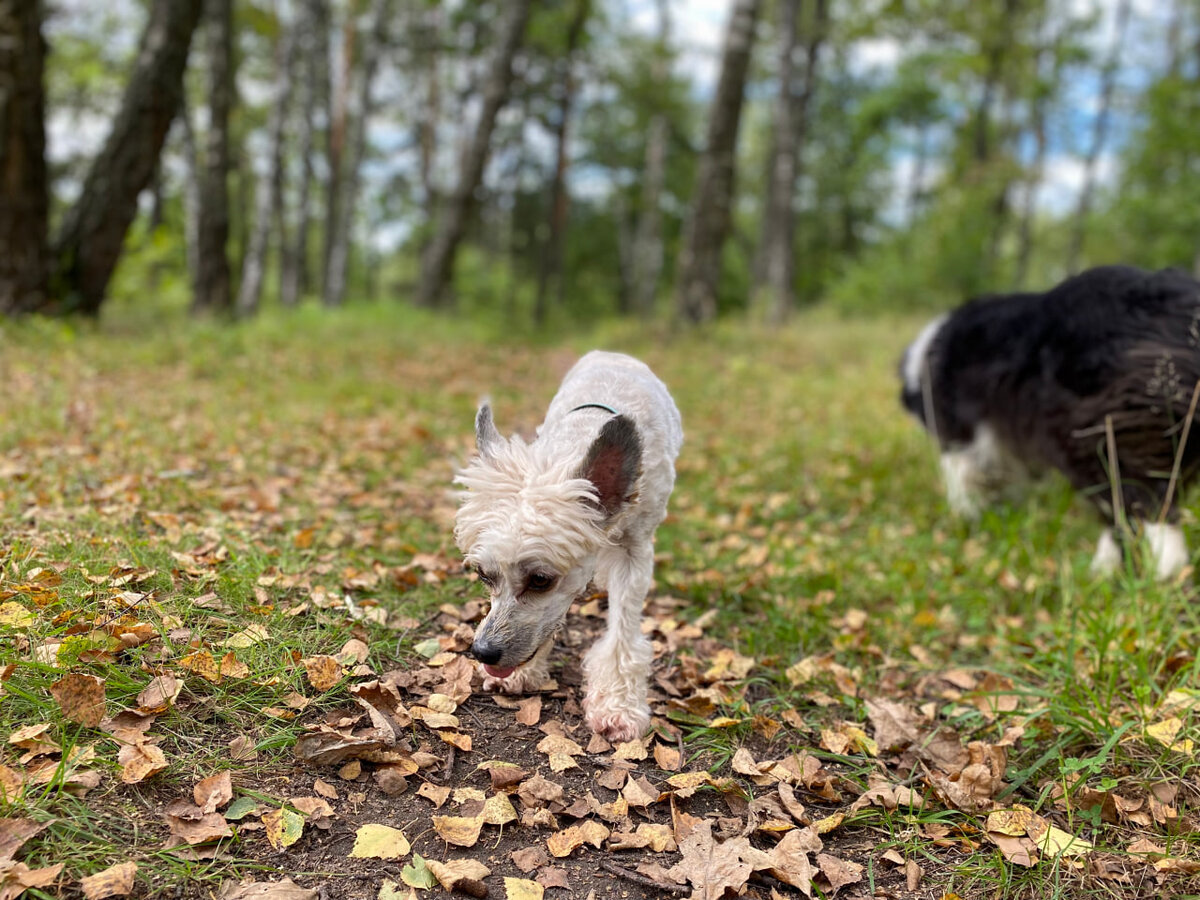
[454,351,683,742]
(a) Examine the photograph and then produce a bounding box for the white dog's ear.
[475,403,502,456]
[580,415,642,516]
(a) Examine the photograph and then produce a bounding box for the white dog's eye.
[526,573,556,593]
[475,568,498,588]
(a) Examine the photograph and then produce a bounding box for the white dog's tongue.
[483,664,515,678]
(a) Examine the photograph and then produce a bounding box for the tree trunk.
[630,0,670,318]
[758,0,826,324]
[237,11,297,317]
[416,1,442,234]
[51,0,204,315]
[0,0,49,315]
[323,0,392,307]
[415,0,533,309]
[322,13,355,302]
[533,0,590,327]
[1066,0,1130,274]
[674,0,762,324]
[280,0,328,307]
[179,93,201,284]
[192,0,234,314]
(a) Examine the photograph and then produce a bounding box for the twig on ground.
[1158,378,1200,524]
[598,859,689,896]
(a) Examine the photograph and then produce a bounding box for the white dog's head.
[454,403,642,678]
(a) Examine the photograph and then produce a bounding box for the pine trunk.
[629,0,670,318]
[673,0,762,324]
[415,0,533,309]
[237,14,297,316]
[192,0,235,314]
[52,0,204,315]
[0,0,49,315]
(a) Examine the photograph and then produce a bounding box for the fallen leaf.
[118,741,167,784]
[0,818,45,864]
[515,696,542,726]
[653,742,682,772]
[302,655,342,692]
[350,824,411,859]
[163,799,234,845]
[136,674,181,714]
[511,846,548,873]
[222,624,270,649]
[424,858,490,894]
[194,771,233,814]
[179,650,222,684]
[50,673,106,727]
[80,861,137,899]
[216,877,318,899]
[504,877,543,900]
[547,821,611,858]
[263,807,305,850]
[816,853,863,895]
[536,734,583,772]
[432,814,484,848]
[1146,717,1195,754]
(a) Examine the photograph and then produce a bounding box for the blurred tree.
[674,0,762,324]
[416,0,532,308]
[0,0,49,315]
[192,0,235,314]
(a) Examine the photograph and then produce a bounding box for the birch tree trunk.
[630,0,670,318]
[0,0,49,315]
[673,0,762,324]
[1065,0,1130,274]
[52,0,204,315]
[280,0,328,307]
[323,0,392,308]
[237,8,298,316]
[415,0,533,309]
[192,0,235,314]
[533,0,591,327]
[322,13,355,301]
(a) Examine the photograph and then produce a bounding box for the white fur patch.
[903,314,948,395]
[939,424,1008,519]
[1090,528,1122,576]
[1145,523,1189,581]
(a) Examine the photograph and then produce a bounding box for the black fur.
[902,265,1200,520]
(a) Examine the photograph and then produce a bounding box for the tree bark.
[51,0,204,315]
[237,10,297,316]
[323,0,392,307]
[757,0,826,324]
[280,0,328,307]
[673,0,762,324]
[192,0,235,314]
[415,0,533,309]
[1065,0,1130,274]
[416,1,442,234]
[0,0,49,315]
[322,12,355,302]
[533,0,591,327]
[629,0,670,318]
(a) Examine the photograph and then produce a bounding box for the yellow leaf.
[985,806,1037,837]
[350,824,411,859]
[1146,717,1195,754]
[1032,822,1093,858]
[432,814,484,848]
[222,624,270,649]
[179,650,222,684]
[482,793,518,826]
[504,877,544,900]
[302,655,342,692]
[263,807,305,849]
[0,602,35,628]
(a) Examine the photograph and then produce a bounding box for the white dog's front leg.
[583,544,653,742]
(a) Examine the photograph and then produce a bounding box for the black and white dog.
[900,265,1200,579]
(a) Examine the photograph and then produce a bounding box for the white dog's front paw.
[583,693,650,743]
[481,664,546,694]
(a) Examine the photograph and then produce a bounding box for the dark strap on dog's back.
[570,403,619,415]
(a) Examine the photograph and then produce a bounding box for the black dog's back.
[928,265,1200,519]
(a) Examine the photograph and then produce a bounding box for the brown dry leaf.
[217,878,318,899]
[988,833,1037,867]
[816,853,864,895]
[613,737,650,761]
[622,775,663,808]
[546,821,611,858]
[665,820,758,900]
[164,799,234,845]
[417,783,451,808]
[863,697,922,752]
[535,867,569,890]
[666,771,713,799]
[118,741,167,784]
[194,771,234,814]
[80,861,137,900]
[50,673,106,727]
[136,674,181,714]
[0,766,24,803]
[302,655,342,692]
[536,734,583,772]
[219,653,250,679]
[0,818,45,864]
[503,877,543,900]
[511,846,548,873]
[518,774,565,808]
[432,814,484,848]
[653,742,682,772]
[229,735,258,761]
[313,779,338,800]
[0,861,64,897]
[425,859,491,894]
[515,696,542,726]
[765,827,819,892]
[481,760,527,791]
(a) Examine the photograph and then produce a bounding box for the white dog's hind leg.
[583,543,653,743]
[940,451,982,519]
[1144,523,1189,581]
[1090,528,1122,577]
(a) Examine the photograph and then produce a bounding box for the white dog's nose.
[470,638,502,665]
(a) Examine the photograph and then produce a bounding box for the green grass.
[2,301,1198,897]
